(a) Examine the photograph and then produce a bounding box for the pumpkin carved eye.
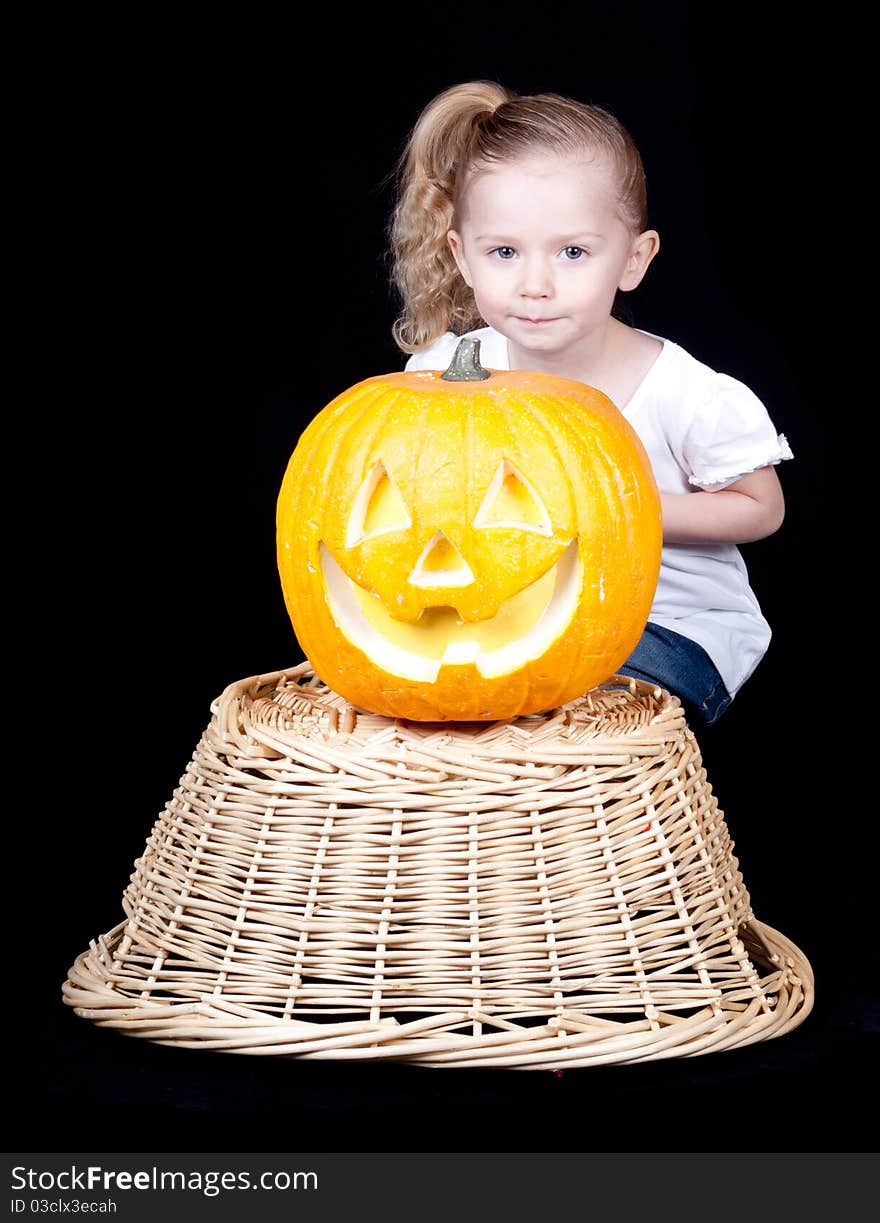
[346,462,411,547]
[474,459,553,535]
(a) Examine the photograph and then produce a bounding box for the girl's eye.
[491,247,516,260]
[563,246,586,260]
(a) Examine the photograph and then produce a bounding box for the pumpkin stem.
[440,337,491,381]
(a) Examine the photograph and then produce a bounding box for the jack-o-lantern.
[277,339,662,721]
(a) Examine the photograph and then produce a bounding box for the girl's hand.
[660,466,785,545]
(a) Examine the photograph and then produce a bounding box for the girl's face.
[447,152,658,366]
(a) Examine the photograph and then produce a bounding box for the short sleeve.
[681,374,793,490]
[404,333,460,372]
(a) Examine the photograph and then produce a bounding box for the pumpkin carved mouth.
[319,539,582,683]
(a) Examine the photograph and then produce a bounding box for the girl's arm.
[660,466,785,545]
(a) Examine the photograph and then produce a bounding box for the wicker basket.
[63,664,813,1069]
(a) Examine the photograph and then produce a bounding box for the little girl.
[387,80,793,728]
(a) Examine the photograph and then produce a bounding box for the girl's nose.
[517,257,554,297]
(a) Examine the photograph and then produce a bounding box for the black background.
[23,4,873,1156]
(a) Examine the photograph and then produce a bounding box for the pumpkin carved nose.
[408,531,475,588]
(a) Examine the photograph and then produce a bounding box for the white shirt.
[405,326,793,697]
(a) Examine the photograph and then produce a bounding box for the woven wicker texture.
[64,663,813,1068]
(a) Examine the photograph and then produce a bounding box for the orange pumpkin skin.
[276,364,661,721]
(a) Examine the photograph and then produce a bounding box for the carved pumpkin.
[277,339,661,721]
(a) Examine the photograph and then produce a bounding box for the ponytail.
[388,81,513,353]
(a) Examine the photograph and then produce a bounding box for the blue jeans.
[617,622,732,728]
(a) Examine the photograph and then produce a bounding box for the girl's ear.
[619,229,660,292]
[447,230,473,287]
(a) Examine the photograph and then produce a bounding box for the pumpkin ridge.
[279,381,399,636]
[507,386,578,542]
[518,386,655,705]
[366,386,414,590]
[466,395,475,550]
[279,379,387,540]
[504,388,586,708]
[326,385,424,608]
[321,387,424,650]
[496,390,565,590]
[287,378,385,482]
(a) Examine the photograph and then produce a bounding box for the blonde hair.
[388,80,649,354]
